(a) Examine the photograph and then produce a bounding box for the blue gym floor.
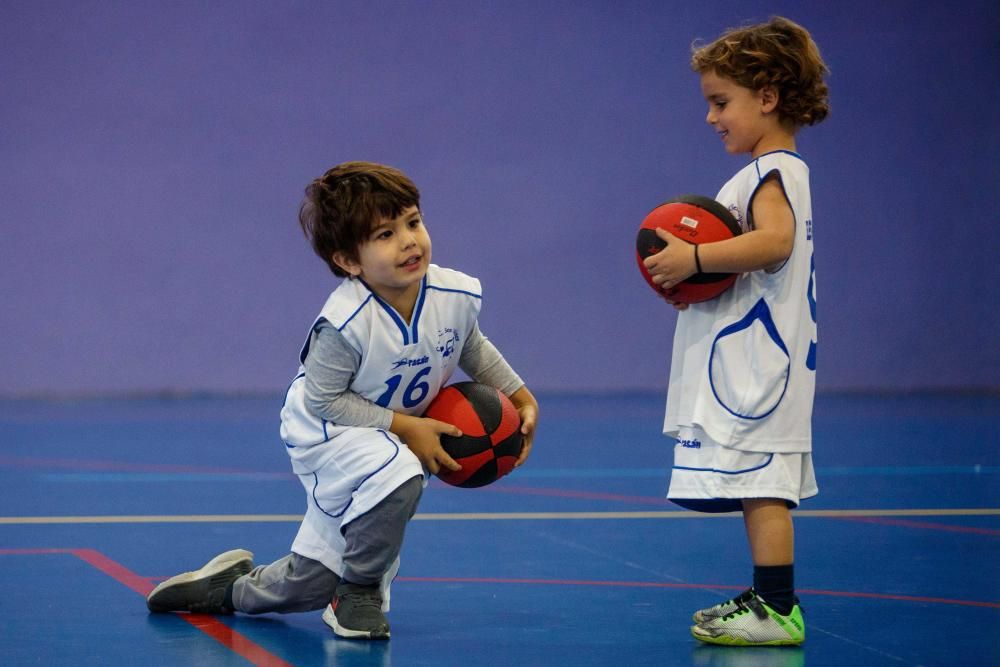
[1,392,997,666]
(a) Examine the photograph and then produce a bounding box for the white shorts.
[667,427,818,513]
[289,427,424,609]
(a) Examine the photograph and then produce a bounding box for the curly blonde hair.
[692,16,830,127]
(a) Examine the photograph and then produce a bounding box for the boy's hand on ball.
[643,229,696,289]
[391,414,462,474]
[416,418,463,474]
[510,386,539,468]
[513,403,537,467]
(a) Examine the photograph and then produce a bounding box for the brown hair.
[691,16,830,127]
[298,161,420,277]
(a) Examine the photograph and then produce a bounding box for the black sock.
[753,564,795,615]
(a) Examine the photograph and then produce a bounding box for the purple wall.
[2,1,998,397]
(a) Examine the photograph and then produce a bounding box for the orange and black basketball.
[423,382,522,488]
[636,195,743,304]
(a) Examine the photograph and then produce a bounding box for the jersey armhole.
[299,317,330,364]
[748,169,794,275]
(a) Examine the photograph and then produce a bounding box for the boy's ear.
[332,251,362,277]
[759,85,779,114]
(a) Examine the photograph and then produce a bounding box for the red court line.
[184,614,294,667]
[0,548,292,667]
[73,548,157,595]
[9,547,992,610]
[397,576,1000,609]
[830,516,1000,536]
[7,549,998,612]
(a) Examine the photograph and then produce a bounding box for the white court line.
[0,508,997,524]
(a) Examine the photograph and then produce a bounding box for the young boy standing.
[147,161,539,640]
[643,17,830,646]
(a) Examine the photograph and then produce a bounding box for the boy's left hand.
[509,386,539,468]
[643,228,697,290]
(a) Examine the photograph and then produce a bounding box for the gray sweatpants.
[231,475,423,614]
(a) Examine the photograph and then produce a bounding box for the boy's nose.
[399,229,417,248]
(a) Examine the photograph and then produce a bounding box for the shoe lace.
[714,588,753,619]
[340,589,383,610]
[720,600,752,622]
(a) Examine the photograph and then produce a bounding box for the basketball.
[635,195,742,304]
[423,382,523,488]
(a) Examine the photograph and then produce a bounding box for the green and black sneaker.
[692,587,757,623]
[692,593,804,646]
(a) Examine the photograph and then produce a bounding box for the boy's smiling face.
[335,205,431,308]
[700,70,781,158]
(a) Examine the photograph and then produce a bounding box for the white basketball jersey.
[281,264,482,472]
[664,151,817,453]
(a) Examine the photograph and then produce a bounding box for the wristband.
[694,245,703,274]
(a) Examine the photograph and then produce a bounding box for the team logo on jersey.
[391,355,429,370]
[679,438,702,449]
[729,204,747,232]
[436,328,460,357]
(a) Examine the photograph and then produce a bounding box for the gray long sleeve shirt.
[302,320,523,429]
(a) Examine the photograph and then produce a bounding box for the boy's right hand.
[390,413,463,475]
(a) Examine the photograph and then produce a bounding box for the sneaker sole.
[322,604,390,640]
[691,625,804,647]
[147,549,254,613]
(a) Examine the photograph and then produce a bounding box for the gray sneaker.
[146,549,253,614]
[322,582,390,639]
[693,587,756,623]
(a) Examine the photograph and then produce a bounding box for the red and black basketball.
[423,382,523,488]
[636,194,743,304]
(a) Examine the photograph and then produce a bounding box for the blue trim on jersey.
[337,295,374,332]
[425,285,483,300]
[299,317,330,364]
[409,275,429,344]
[806,253,818,371]
[754,149,803,164]
[673,453,774,475]
[708,298,790,420]
[369,291,410,345]
[310,472,332,515]
[348,275,480,348]
[281,372,339,450]
[357,277,424,346]
[281,373,306,410]
[412,282,481,347]
[310,429,401,519]
[748,167,795,273]
[671,495,797,513]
